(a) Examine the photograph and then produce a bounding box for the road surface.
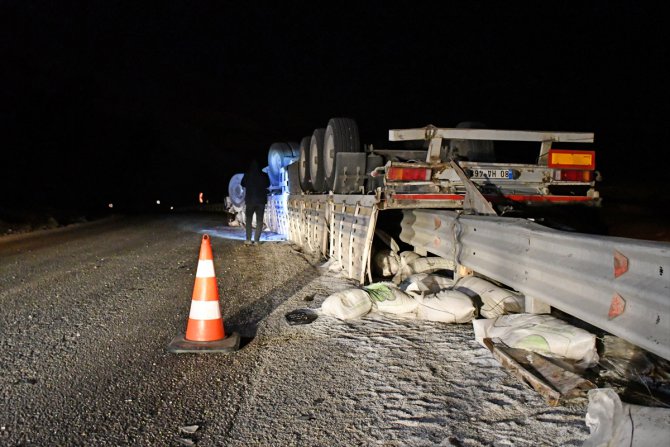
[0,214,590,446]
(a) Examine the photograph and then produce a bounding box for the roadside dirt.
[0,215,593,446]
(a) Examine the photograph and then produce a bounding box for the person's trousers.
[245,204,266,242]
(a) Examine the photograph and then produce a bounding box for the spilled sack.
[394,253,452,284]
[365,282,418,315]
[401,273,455,296]
[415,290,476,323]
[321,289,372,320]
[473,313,599,367]
[456,276,524,318]
[372,249,400,277]
[583,388,670,447]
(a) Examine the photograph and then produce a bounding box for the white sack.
[583,388,670,447]
[399,250,422,267]
[456,276,524,318]
[321,289,372,320]
[372,249,400,277]
[392,251,420,283]
[408,256,452,274]
[401,273,455,296]
[415,290,476,323]
[472,313,599,367]
[365,282,418,315]
[394,252,451,283]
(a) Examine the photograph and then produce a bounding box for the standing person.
[240,159,270,245]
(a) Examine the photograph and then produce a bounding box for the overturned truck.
[252,117,600,283]
[228,118,670,364]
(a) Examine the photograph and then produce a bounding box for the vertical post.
[426,137,443,163]
[537,140,553,165]
[362,204,379,284]
[454,264,474,281]
[525,296,551,314]
[348,202,361,280]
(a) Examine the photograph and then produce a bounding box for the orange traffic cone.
[167,234,240,353]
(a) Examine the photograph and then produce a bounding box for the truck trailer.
[233,117,599,284]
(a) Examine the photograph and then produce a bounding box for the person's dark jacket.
[241,160,270,205]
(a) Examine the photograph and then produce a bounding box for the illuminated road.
[0,214,591,446]
[0,214,317,445]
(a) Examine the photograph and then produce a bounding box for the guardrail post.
[455,264,473,281]
[525,296,551,314]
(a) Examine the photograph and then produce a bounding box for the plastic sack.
[372,249,400,277]
[391,251,422,283]
[408,256,452,274]
[393,252,451,283]
[583,388,670,447]
[365,282,418,315]
[456,276,524,318]
[473,313,599,367]
[401,273,455,296]
[321,289,372,320]
[415,290,476,323]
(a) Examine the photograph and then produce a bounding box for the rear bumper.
[382,193,601,210]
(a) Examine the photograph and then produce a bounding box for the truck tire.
[323,118,361,191]
[268,142,299,186]
[288,141,300,158]
[448,121,495,162]
[298,136,313,192]
[228,173,245,207]
[309,128,326,192]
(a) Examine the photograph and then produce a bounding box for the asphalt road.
[0,214,595,446]
[0,214,320,446]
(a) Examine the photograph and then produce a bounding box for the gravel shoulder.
[0,214,589,446]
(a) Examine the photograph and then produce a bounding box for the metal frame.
[267,194,378,284]
[389,126,595,143]
[389,126,594,165]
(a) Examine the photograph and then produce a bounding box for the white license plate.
[470,169,512,179]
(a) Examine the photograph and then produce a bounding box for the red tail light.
[386,167,432,181]
[555,170,593,182]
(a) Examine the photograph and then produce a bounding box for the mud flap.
[332,152,367,194]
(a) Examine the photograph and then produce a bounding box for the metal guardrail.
[400,210,670,361]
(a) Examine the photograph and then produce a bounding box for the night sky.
[1,2,667,213]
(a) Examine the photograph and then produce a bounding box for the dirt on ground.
[0,215,597,446]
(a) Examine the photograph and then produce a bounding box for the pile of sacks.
[372,249,453,284]
[322,253,528,325]
[473,313,600,368]
[320,279,476,323]
[322,252,600,367]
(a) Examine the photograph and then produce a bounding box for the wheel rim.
[299,145,308,183]
[298,136,311,191]
[323,131,335,179]
[309,128,325,191]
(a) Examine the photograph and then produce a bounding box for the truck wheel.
[298,136,313,192]
[323,118,360,191]
[228,173,245,207]
[309,128,326,192]
[268,142,299,186]
[288,141,300,158]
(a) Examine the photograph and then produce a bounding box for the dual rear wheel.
[299,118,361,193]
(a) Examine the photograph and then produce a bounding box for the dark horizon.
[1,2,667,213]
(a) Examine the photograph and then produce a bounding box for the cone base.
[166,332,241,354]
